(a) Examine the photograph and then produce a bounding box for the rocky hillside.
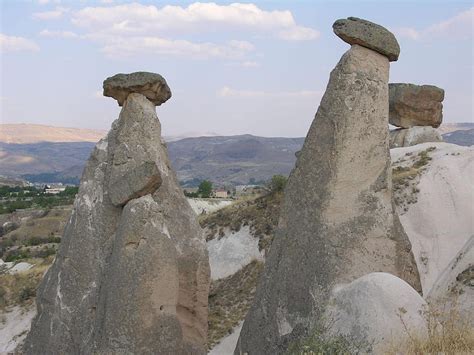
[1,124,471,185]
[168,135,304,185]
[442,128,474,146]
[0,133,304,185]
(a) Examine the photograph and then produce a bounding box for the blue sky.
[1,0,472,137]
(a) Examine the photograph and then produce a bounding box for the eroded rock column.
[236,18,421,354]
[25,72,210,354]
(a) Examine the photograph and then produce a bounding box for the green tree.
[270,175,287,192]
[198,180,213,198]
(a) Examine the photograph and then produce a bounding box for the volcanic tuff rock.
[325,273,428,353]
[428,237,474,326]
[103,71,172,106]
[236,20,420,354]
[24,74,210,354]
[333,17,400,61]
[389,83,444,128]
[390,126,443,148]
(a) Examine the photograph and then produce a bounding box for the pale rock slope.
[188,198,233,216]
[391,142,474,295]
[207,226,263,280]
[0,305,36,354]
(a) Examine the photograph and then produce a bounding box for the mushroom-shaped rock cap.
[333,17,400,61]
[103,71,172,106]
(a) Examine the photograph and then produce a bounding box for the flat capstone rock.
[333,17,400,61]
[103,71,172,106]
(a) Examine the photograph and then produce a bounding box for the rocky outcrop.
[390,126,443,148]
[325,273,428,353]
[391,143,474,294]
[333,17,400,61]
[389,83,444,128]
[236,19,420,354]
[24,73,210,354]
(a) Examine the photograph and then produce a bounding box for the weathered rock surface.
[389,83,444,128]
[103,71,172,106]
[325,273,428,353]
[391,143,474,294]
[236,41,420,354]
[25,77,210,354]
[333,17,400,61]
[390,126,443,148]
[428,237,474,326]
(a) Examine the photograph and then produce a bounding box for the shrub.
[18,286,36,302]
[270,175,287,192]
[286,328,369,355]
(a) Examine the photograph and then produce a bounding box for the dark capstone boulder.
[103,71,172,106]
[333,17,400,61]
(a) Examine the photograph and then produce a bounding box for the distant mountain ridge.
[0,124,106,144]
[0,123,472,185]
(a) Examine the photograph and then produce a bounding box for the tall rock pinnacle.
[235,18,421,354]
[24,72,210,354]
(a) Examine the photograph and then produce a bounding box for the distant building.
[212,189,228,198]
[44,186,66,194]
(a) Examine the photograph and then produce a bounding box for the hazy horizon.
[1,1,473,137]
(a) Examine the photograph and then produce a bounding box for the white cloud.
[33,6,68,20]
[38,0,61,4]
[39,29,79,39]
[98,36,254,59]
[0,33,40,53]
[40,2,318,59]
[72,2,319,41]
[396,7,473,40]
[217,86,322,98]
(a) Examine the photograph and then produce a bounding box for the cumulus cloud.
[217,86,322,98]
[33,6,68,20]
[98,36,254,59]
[0,33,40,53]
[39,29,79,39]
[37,2,319,59]
[72,2,319,41]
[396,7,473,40]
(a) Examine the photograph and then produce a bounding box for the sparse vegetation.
[0,185,78,214]
[392,147,436,212]
[0,257,54,311]
[385,299,474,354]
[208,260,263,349]
[286,329,367,355]
[199,191,283,251]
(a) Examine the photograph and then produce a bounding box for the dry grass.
[200,192,283,252]
[385,298,474,354]
[208,260,263,349]
[0,256,54,311]
[392,147,436,212]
